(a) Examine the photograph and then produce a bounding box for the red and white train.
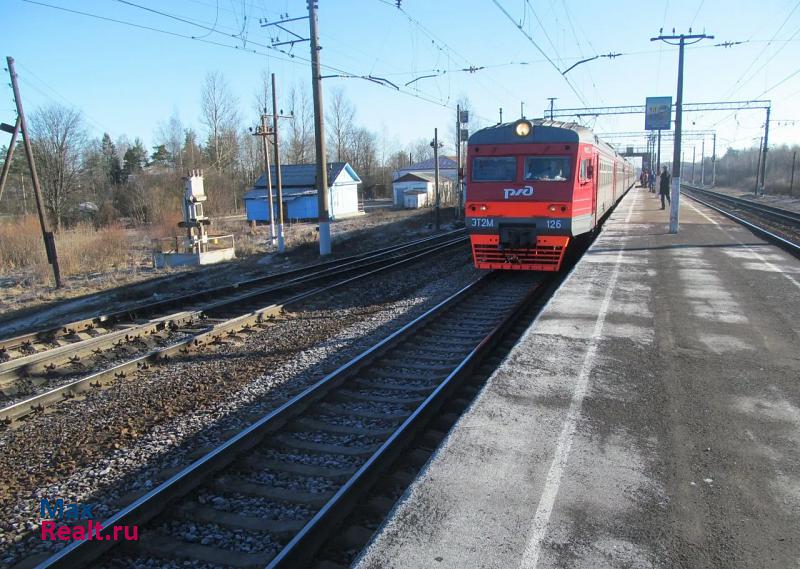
[465,119,634,271]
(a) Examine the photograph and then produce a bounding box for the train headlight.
[514,120,532,137]
[548,204,557,212]
[479,204,488,211]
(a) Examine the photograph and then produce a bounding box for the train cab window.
[579,159,592,181]
[524,156,570,182]
[472,156,517,181]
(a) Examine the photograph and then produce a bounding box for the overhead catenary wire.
[490,0,589,107]
[19,0,458,112]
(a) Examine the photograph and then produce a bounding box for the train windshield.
[472,157,516,181]
[524,157,571,182]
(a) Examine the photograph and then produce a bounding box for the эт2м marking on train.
[465,118,635,271]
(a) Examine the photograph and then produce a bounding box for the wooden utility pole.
[0,117,20,201]
[651,31,714,233]
[7,56,62,287]
[252,113,276,245]
[308,0,331,256]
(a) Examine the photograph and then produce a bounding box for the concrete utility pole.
[271,73,286,253]
[711,133,717,186]
[254,112,276,245]
[754,137,763,195]
[651,31,714,233]
[700,138,705,185]
[6,56,62,287]
[758,105,770,194]
[790,151,796,196]
[657,130,661,177]
[431,128,443,231]
[0,117,20,201]
[691,147,696,184]
[308,0,331,255]
[456,105,462,219]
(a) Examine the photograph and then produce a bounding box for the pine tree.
[100,133,123,184]
[122,138,148,177]
[150,144,172,167]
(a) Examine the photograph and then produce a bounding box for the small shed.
[392,172,453,208]
[244,162,362,223]
[403,189,429,209]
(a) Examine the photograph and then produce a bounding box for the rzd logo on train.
[503,186,534,199]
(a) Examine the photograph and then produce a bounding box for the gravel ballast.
[0,244,476,567]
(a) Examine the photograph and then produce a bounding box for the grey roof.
[468,119,597,145]
[403,156,458,171]
[394,172,436,183]
[252,162,356,189]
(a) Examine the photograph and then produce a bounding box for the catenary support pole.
[790,151,796,196]
[456,105,461,219]
[308,0,331,255]
[271,73,285,253]
[691,146,696,184]
[754,137,762,195]
[700,138,705,185]
[651,31,714,233]
[711,133,717,186]
[433,127,440,231]
[758,105,770,194]
[7,56,62,287]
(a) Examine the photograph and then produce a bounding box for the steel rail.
[681,184,800,225]
[681,188,800,257]
[1,236,468,424]
[0,229,466,351]
[35,271,547,569]
[0,231,466,383]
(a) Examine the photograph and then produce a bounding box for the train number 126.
[546,219,563,229]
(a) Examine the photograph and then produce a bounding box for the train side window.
[472,157,517,181]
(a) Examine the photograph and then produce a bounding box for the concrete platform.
[354,188,800,569]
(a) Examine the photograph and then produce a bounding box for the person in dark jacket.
[659,166,671,210]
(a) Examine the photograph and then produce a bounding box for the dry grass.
[0,216,132,284]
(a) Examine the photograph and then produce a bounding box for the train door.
[591,154,599,228]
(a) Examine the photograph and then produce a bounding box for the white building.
[392,156,458,208]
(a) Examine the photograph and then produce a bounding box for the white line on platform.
[517,190,639,569]
[686,201,800,291]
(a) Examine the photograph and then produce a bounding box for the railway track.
[35,271,549,569]
[0,231,467,424]
[681,185,800,255]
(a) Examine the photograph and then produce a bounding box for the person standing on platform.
[648,169,656,193]
[659,166,671,210]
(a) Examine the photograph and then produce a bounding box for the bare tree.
[29,103,88,230]
[156,109,184,170]
[200,71,240,171]
[327,88,355,162]
[285,82,314,164]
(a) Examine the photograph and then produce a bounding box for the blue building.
[244,162,362,223]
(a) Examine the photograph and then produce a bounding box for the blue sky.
[3,0,799,157]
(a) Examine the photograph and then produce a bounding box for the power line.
[20,0,457,112]
[490,0,589,106]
